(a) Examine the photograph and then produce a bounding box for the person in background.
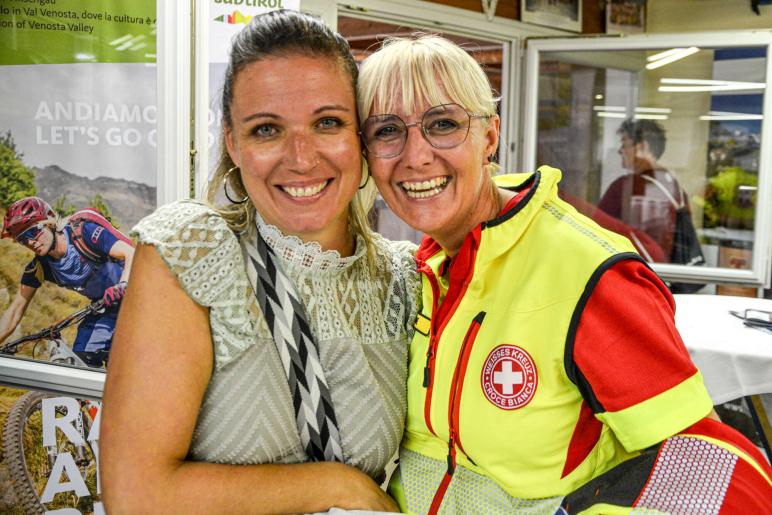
[357,35,772,514]
[0,196,134,367]
[597,118,687,259]
[100,10,418,513]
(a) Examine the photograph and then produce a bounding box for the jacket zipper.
[449,312,485,460]
[418,263,442,436]
[428,312,486,515]
[419,234,481,437]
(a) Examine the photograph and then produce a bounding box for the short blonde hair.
[358,35,498,122]
[357,35,500,173]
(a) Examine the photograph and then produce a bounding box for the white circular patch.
[481,345,538,410]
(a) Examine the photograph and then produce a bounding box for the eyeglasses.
[729,309,772,332]
[16,223,45,243]
[361,103,489,158]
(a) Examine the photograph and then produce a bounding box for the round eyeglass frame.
[360,103,489,158]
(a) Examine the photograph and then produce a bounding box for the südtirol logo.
[213,0,285,6]
[481,344,538,410]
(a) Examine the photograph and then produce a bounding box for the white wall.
[647,0,772,32]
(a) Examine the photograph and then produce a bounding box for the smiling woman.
[99,10,419,514]
[357,35,772,515]
[223,55,362,254]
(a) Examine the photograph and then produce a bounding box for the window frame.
[522,32,772,288]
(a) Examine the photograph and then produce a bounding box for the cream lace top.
[132,200,420,480]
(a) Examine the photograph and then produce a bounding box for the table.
[674,294,772,457]
[674,294,772,404]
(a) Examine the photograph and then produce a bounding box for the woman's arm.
[100,244,397,514]
[107,239,135,284]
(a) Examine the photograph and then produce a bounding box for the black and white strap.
[241,229,344,462]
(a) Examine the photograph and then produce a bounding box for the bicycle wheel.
[3,391,98,514]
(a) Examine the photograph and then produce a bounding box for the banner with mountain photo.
[0,0,155,511]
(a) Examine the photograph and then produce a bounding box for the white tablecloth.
[674,294,772,405]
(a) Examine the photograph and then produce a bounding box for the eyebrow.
[241,112,279,124]
[313,104,352,114]
[240,104,352,124]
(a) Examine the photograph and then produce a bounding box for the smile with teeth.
[280,179,330,198]
[401,177,449,199]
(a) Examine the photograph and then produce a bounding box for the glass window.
[526,41,769,288]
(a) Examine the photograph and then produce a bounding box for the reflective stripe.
[595,371,712,452]
[635,436,736,513]
[394,449,564,515]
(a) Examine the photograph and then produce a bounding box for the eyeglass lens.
[362,104,473,158]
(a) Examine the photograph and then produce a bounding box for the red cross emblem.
[481,345,538,410]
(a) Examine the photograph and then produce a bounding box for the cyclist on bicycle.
[0,197,135,367]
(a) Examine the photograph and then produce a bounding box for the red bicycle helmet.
[2,197,56,239]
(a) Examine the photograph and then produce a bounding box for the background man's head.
[617,118,667,170]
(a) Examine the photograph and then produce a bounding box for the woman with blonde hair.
[358,35,772,514]
[100,11,417,513]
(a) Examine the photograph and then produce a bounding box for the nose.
[401,124,433,168]
[285,130,320,173]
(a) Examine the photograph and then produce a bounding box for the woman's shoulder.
[131,200,241,257]
[131,199,231,240]
[130,200,243,299]
[369,232,417,275]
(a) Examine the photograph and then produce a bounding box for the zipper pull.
[446,437,456,476]
[423,341,434,387]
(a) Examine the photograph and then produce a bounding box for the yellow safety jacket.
[389,166,713,514]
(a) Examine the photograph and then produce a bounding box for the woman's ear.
[483,114,501,161]
[224,125,239,167]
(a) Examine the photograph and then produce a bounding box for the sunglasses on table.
[729,309,772,332]
[16,223,46,243]
[360,103,489,158]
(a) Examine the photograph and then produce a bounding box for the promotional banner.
[0,1,156,511]
[207,0,299,175]
[1,388,103,514]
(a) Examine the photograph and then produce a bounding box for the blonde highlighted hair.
[357,35,501,174]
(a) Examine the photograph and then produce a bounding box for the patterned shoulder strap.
[240,228,344,462]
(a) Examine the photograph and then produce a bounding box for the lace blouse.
[132,200,420,480]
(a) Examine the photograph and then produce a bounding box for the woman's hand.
[330,463,400,512]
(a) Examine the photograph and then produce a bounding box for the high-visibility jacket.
[389,166,714,514]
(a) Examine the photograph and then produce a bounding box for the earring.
[223,166,248,204]
[358,168,371,190]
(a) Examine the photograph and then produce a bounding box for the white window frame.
[158,0,193,203]
[522,32,772,288]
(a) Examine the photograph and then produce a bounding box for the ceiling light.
[646,47,700,70]
[699,111,764,121]
[647,48,688,62]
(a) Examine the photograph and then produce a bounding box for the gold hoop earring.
[223,166,248,204]
[358,168,371,190]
